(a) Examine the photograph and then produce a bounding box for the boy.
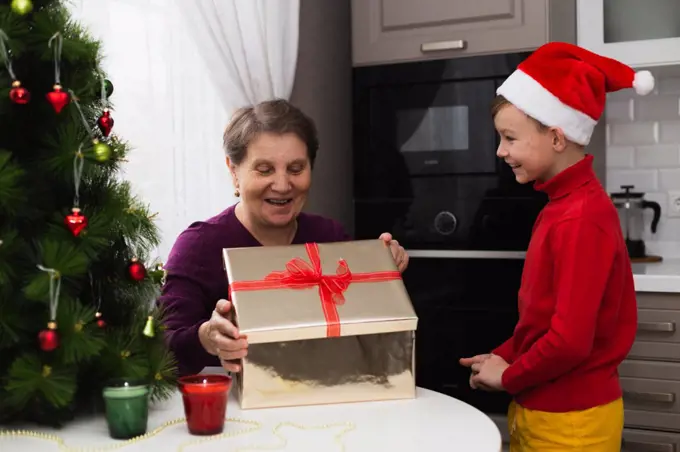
[460,42,652,451]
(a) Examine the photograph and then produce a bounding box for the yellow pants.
[507,398,624,451]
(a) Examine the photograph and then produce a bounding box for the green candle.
[102,380,150,440]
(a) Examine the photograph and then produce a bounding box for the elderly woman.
[158,99,409,377]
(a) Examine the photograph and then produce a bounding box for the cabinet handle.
[622,439,675,452]
[623,390,675,404]
[638,321,676,332]
[421,40,466,53]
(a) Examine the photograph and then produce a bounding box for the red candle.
[178,374,232,435]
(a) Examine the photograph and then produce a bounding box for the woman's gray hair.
[222,99,319,167]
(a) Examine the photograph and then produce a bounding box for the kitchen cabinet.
[577,0,680,68]
[620,292,680,442]
[622,429,680,452]
[351,0,576,67]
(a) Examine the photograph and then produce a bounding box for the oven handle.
[407,250,526,260]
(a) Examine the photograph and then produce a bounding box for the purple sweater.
[157,205,350,376]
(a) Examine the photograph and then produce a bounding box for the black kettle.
[610,185,662,259]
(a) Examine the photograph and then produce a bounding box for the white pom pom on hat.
[497,42,656,146]
[633,70,655,95]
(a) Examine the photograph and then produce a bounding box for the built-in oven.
[353,51,547,252]
[354,175,546,251]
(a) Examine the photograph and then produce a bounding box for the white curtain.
[176,0,300,110]
[68,0,300,262]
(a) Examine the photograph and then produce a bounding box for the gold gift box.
[222,239,418,409]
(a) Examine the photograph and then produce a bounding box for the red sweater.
[494,155,637,412]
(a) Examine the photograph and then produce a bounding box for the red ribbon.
[229,243,402,337]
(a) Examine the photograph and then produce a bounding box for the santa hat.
[496,42,654,145]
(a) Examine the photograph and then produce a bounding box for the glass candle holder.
[178,374,232,435]
[102,379,150,440]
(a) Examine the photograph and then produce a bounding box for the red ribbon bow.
[229,243,401,337]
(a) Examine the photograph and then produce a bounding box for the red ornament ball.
[128,258,146,281]
[97,109,114,137]
[9,80,30,104]
[65,207,87,236]
[39,328,59,351]
[46,83,69,113]
[95,311,105,328]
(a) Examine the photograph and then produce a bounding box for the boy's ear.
[549,127,568,152]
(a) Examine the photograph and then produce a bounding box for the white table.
[0,387,501,452]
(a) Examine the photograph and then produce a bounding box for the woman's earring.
[234,189,240,198]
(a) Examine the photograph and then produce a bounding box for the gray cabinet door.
[623,428,680,451]
[628,293,680,362]
[352,0,554,66]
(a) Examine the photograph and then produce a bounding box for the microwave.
[353,52,533,182]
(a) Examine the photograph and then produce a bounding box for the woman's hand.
[198,299,248,372]
[379,232,409,273]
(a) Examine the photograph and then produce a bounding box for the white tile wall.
[606,67,680,257]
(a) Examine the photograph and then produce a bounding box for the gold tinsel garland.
[234,421,356,452]
[0,418,357,452]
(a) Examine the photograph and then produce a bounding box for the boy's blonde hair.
[491,95,588,151]
[491,95,548,132]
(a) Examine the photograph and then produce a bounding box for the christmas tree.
[0,0,176,426]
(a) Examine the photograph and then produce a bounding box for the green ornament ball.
[104,79,114,97]
[93,141,112,162]
[11,0,33,15]
[94,79,114,98]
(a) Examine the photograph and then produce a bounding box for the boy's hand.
[460,354,493,390]
[469,372,496,391]
[470,354,510,391]
[459,354,492,368]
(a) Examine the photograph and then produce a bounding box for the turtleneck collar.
[534,154,596,200]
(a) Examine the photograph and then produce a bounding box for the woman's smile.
[264,198,293,206]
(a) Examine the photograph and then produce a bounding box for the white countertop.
[408,249,680,294]
[633,259,680,293]
[407,248,680,293]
